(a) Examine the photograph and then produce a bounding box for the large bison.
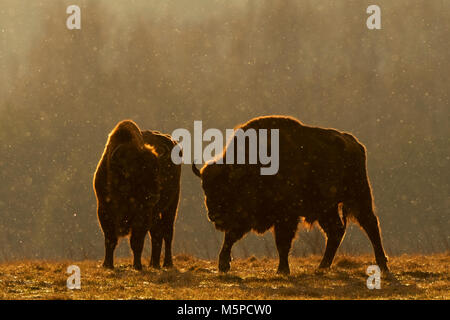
[192,115,388,274]
[94,120,181,270]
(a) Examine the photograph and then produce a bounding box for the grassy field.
[0,253,448,300]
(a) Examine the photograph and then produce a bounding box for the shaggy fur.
[94,120,181,270]
[193,115,388,274]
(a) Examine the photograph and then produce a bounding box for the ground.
[0,253,448,300]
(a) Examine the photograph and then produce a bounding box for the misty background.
[0,0,448,262]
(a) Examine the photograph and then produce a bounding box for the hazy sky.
[0,0,249,98]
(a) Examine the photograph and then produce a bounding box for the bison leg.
[318,210,346,269]
[130,228,147,270]
[149,225,163,269]
[103,234,118,269]
[218,230,245,273]
[162,200,178,268]
[162,232,174,268]
[355,210,389,272]
[274,220,298,275]
[98,205,117,269]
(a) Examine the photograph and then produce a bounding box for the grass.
[0,253,448,300]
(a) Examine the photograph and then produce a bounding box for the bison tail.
[192,163,201,178]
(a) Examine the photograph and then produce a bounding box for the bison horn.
[110,144,124,160]
[158,144,170,158]
[192,163,201,178]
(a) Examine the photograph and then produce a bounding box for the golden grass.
[0,253,448,300]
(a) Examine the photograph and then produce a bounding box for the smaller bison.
[192,115,389,274]
[94,120,181,270]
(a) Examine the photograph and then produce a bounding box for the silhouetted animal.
[94,120,181,270]
[192,115,388,274]
[141,130,181,269]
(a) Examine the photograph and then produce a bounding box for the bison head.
[193,161,252,230]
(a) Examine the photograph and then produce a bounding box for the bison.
[94,120,181,270]
[192,115,388,274]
